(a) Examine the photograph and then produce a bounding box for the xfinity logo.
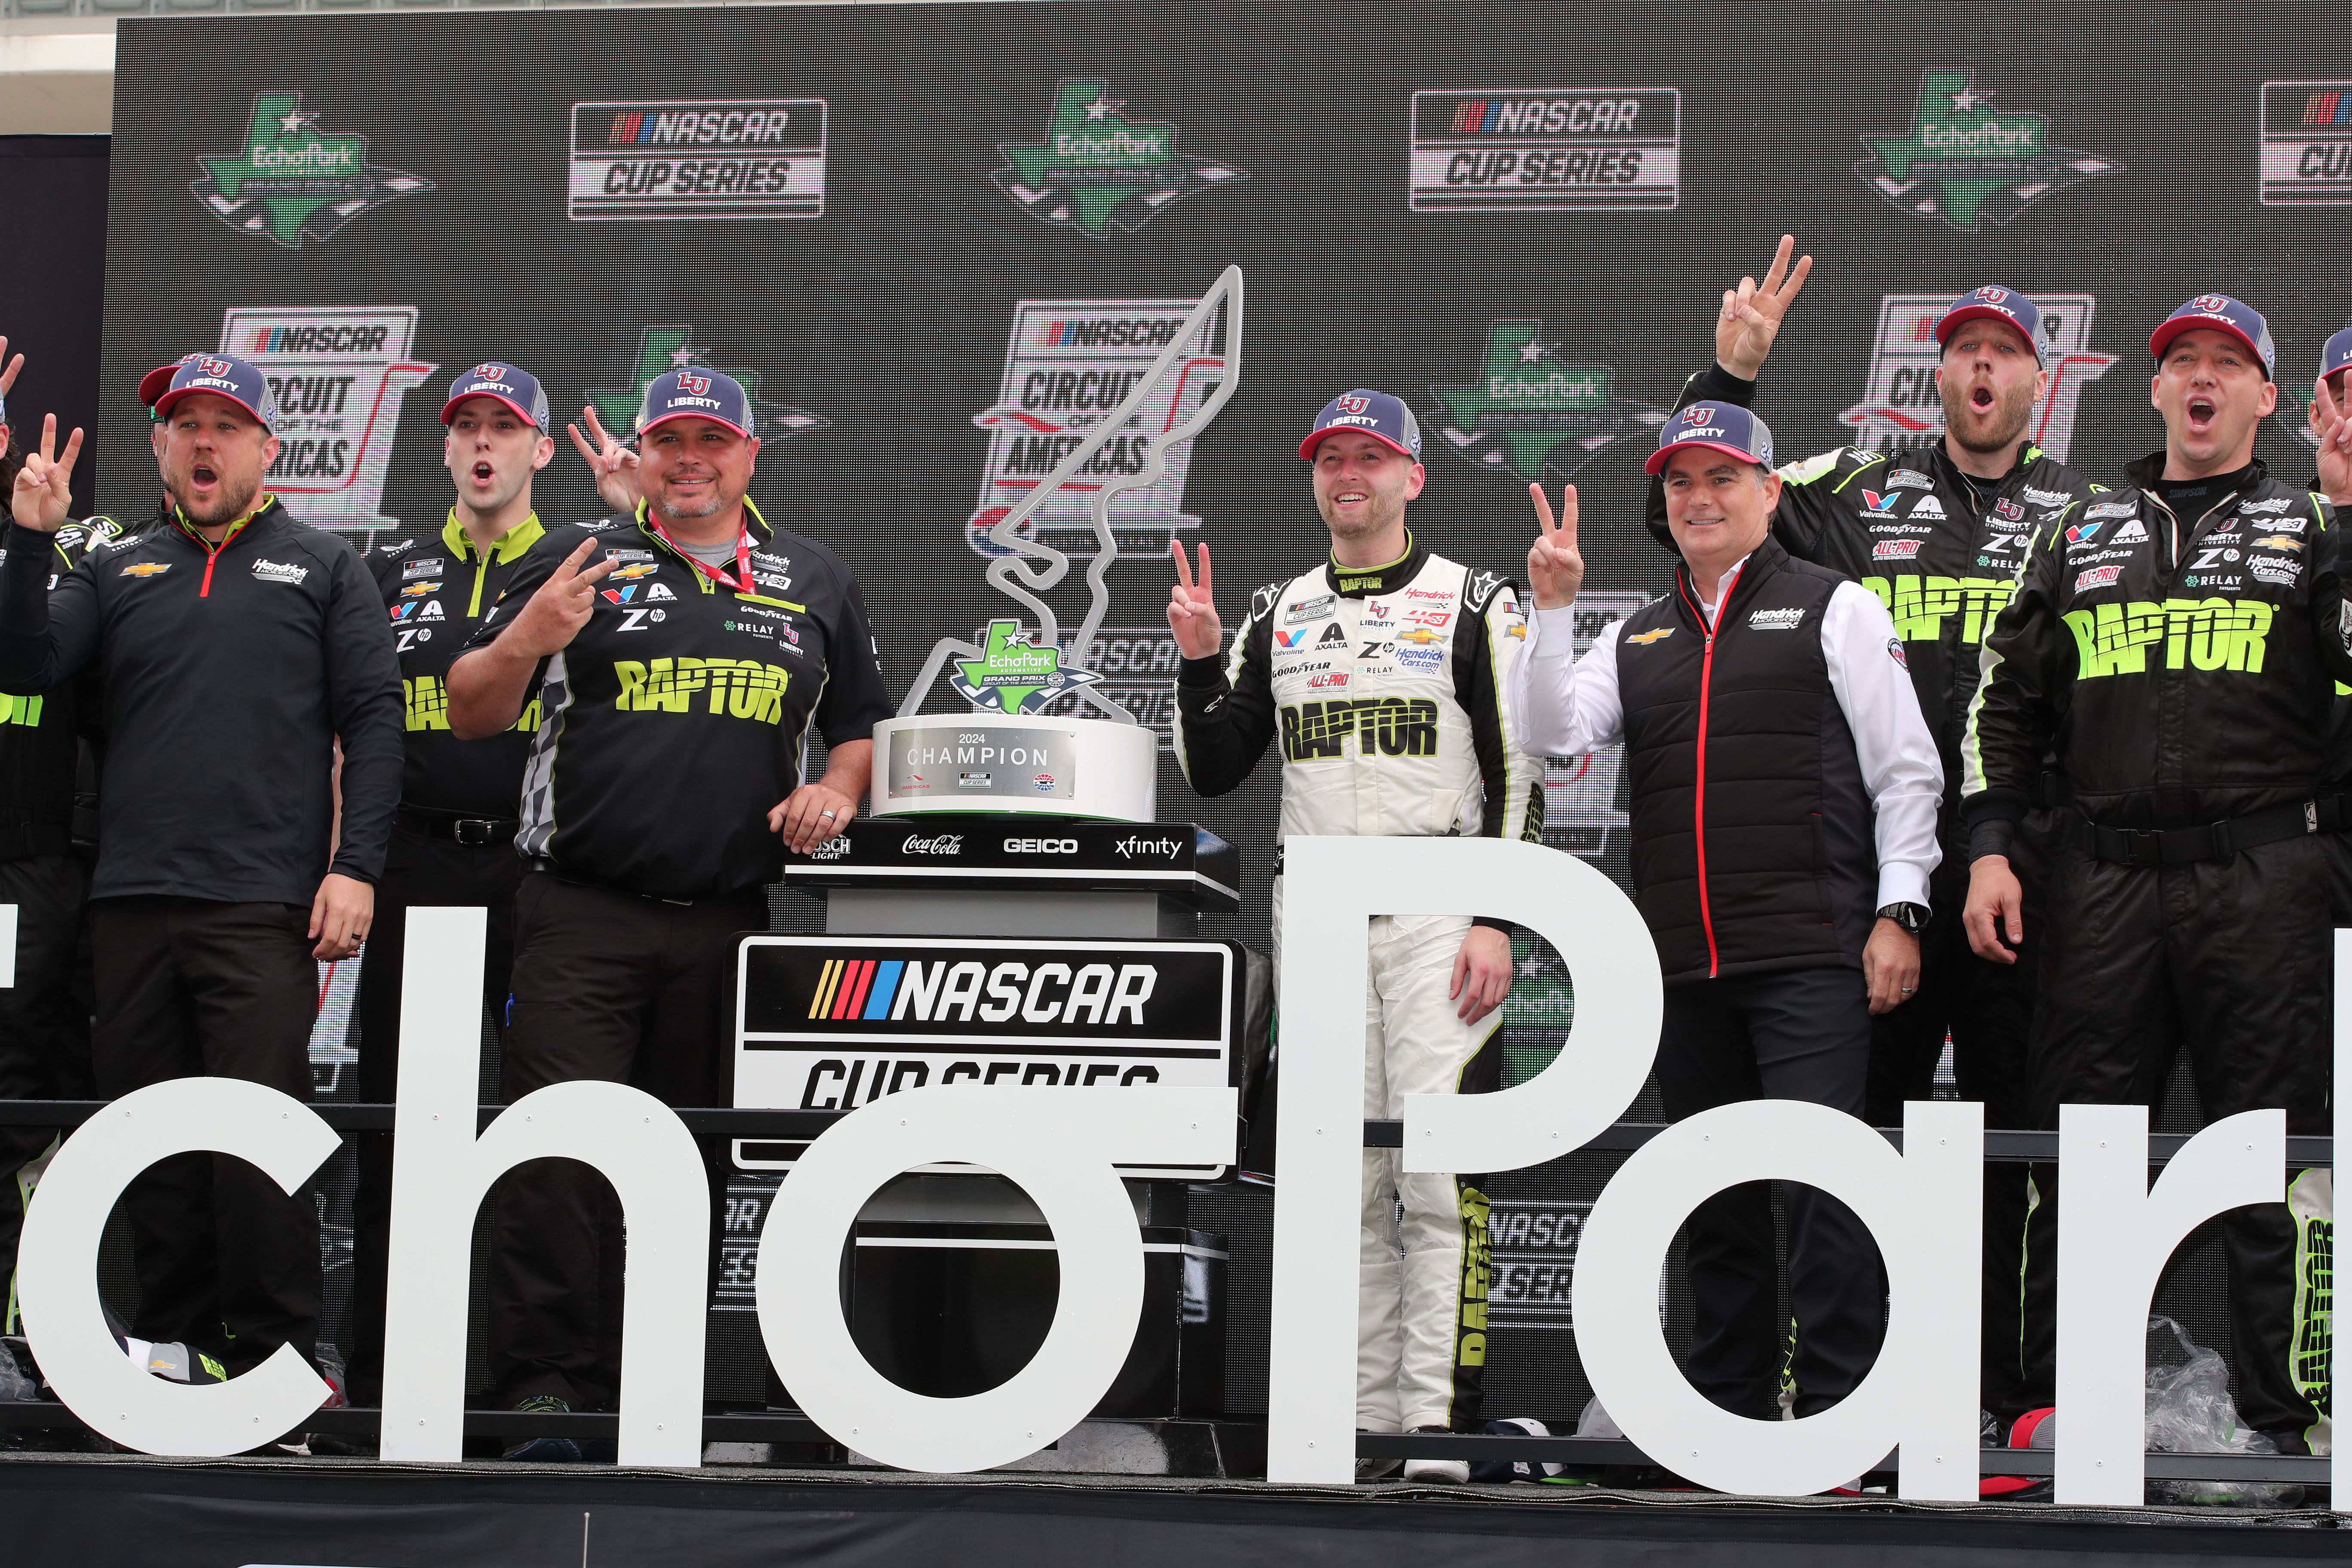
[1003,837,1078,854]
[900,833,965,856]
[1114,835,1181,859]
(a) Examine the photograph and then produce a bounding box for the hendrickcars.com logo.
[1408,88,1680,212]
[569,98,828,220]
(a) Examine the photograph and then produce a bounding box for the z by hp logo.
[677,371,712,395]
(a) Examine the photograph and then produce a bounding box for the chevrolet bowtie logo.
[1626,627,1675,644]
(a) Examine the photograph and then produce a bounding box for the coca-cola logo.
[900,833,965,856]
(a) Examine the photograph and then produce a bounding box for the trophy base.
[871,714,1157,822]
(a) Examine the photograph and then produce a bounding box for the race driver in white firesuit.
[1168,390,1544,1482]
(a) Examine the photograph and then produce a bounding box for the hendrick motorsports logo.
[1838,293,2115,463]
[1856,70,2121,231]
[585,326,828,444]
[217,307,437,529]
[1408,88,1680,212]
[1427,321,1666,481]
[967,297,1226,560]
[193,92,433,248]
[2260,81,2350,206]
[568,98,827,220]
[992,78,1246,238]
[950,618,1105,716]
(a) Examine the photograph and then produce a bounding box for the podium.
[741,802,1266,1429]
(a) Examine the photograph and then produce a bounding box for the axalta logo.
[1856,69,2121,230]
[585,327,826,447]
[2260,82,2350,206]
[1410,88,1680,212]
[570,98,826,220]
[220,306,435,530]
[1838,293,2114,462]
[193,91,432,248]
[1427,320,1665,481]
[967,296,1225,561]
[992,78,1246,238]
[900,833,964,856]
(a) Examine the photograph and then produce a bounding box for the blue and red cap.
[145,353,279,430]
[136,353,206,409]
[636,366,752,438]
[442,361,550,429]
[2321,326,2352,390]
[1935,285,2051,366]
[1645,401,1774,475]
[2150,294,2276,381]
[1299,389,1423,462]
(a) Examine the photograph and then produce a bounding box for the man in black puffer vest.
[1512,404,1943,1422]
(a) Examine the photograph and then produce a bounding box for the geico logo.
[1003,838,1078,854]
[869,958,1157,1026]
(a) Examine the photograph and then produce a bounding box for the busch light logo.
[677,371,712,396]
[1336,394,1370,414]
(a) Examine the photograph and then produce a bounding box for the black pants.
[1863,816,2049,1414]
[346,827,522,1406]
[0,854,93,1332]
[89,896,322,1374]
[2008,836,2331,1438]
[1660,965,1882,1421]
[484,871,762,1409]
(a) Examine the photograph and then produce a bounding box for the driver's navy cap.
[637,366,752,438]
[1300,389,1422,462]
[2150,294,2276,381]
[1645,401,1774,475]
[146,354,279,430]
[442,362,550,430]
[2321,325,2352,388]
[1935,285,2051,366]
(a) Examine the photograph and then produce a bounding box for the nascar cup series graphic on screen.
[1408,88,1681,211]
[568,98,828,220]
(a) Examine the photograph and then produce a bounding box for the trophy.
[876,266,1244,823]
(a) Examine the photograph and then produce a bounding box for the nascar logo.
[805,956,1158,1027]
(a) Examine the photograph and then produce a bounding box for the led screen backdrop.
[93,0,2352,1416]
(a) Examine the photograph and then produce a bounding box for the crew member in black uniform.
[0,355,402,1380]
[1964,294,2352,1452]
[446,367,891,1455]
[343,362,555,1410]
[1646,240,2099,1427]
[0,340,112,1331]
[2308,330,2352,923]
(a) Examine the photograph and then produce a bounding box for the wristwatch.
[1875,901,1930,935]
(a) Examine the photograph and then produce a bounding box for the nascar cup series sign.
[568,98,829,220]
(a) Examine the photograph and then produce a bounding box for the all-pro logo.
[585,328,827,446]
[991,78,1246,238]
[193,92,434,249]
[218,307,437,530]
[1855,70,2121,231]
[1838,293,2115,462]
[2259,82,2350,206]
[1427,320,1666,481]
[568,98,827,220]
[966,297,1226,560]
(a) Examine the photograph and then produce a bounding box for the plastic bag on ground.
[0,1339,34,1403]
[2142,1316,2302,1508]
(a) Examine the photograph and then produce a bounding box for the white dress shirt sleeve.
[1819,580,1944,908]
[1506,603,1627,759]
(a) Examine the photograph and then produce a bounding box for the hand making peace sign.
[1167,540,1223,661]
[1525,483,1585,611]
[567,404,643,516]
[1715,233,1814,382]
[10,413,84,536]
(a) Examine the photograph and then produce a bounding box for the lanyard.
[643,513,754,595]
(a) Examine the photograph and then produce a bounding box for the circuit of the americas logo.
[1427,320,1666,481]
[585,327,829,445]
[217,307,437,529]
[193,92,433,248]
[992,78,1246,238]
[1855,70,2122,232]
[568,98,827,220]
[2260,81,2351,206]
[966,297,1225,561]
[1408,88,1680,212]
[1838,293,2115,463]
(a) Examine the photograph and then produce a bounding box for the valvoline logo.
[1859,488,1899,517]
[2065,520,2104,546]
[1275,626,1309,650]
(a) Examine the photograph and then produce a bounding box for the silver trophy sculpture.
[876,266,1244,821]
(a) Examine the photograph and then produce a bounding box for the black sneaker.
[501,1395,582,1462]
